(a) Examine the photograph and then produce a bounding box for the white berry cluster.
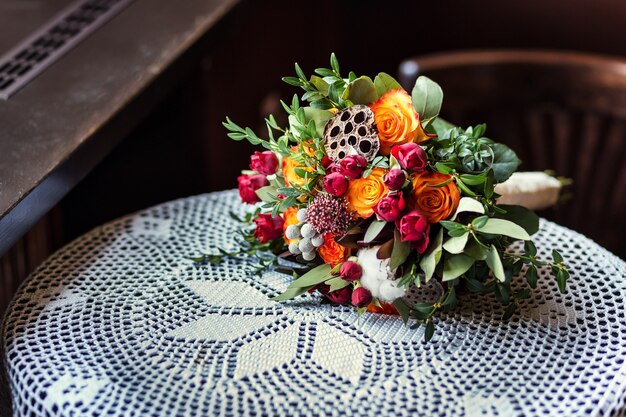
[284,208,325,261]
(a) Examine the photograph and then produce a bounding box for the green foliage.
[411,76,443,124]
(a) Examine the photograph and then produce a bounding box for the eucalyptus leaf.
[453,197,485,219]
[255,186,278,203]
[464,240,489,260]
[374,72,402,97]
[364,220,387,243]
[303,107,333,137]
[486,244,505,282]
[442,254,474,281]
[425,321,435,342]
[443,233,469,254]
[431,117,457,138]
[272,285,313,301]
[491,143,521,183]
[346,76,378,105]
[419,229,444,281]
[494,205,539,236]
[476,218,531,241]
[471,215,489,229]
[411,76,443,122]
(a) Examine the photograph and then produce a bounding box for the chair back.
[399,50,626,258]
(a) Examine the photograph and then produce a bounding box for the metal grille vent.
[0,0,134,100]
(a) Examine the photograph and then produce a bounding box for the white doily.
[1,190,625,417]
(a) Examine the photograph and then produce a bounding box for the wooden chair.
[399,50,626,259]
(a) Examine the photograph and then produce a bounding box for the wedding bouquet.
[216,54,568,340]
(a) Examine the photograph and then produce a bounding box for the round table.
[2,190,626,417]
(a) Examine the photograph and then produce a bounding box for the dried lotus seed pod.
[323,104,380,163]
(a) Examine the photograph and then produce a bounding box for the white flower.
[356,246,405,302]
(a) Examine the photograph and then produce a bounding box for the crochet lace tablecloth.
[2,190,626,417]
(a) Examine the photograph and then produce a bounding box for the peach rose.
[282,207,299,245]
[408,171,460,223]
[345,168,388,218]
[318,233,350,267]
[370,89,433,155]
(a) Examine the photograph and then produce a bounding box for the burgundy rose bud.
[323,172,349,196]
[237,173,269,204]
[318,284,352,305]
[396,210,431,253]
[383,169,407,191]
[253,213,284,243]
[391,143,427,172]
[374,193,406,222]
[325,162,342,174]
[339,155,368,179]
[321,155,333,169]
[249,151,279,175]
[340,261,363,282]
[351,287,373,308]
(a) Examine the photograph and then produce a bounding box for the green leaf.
[442,254,474,281]
[255,186,278,202]
[303,107,333,137]
[364,220,387,243]
[330,52,340,74]
[476,218,531,241]
[424,321,435,342]
[556,268,569,293]
[491,143,521,183]
[431,117,456,138]
[494,205,539,236]
[453,197,485,219]
[325,276,351,292]
[552,249,564,264]
[443,232,469,254]
[346,76,378,105]
[526,265,538,288]
[419,229,444,281]
[374,72,402,97]
[411,76,443,122]
[441,287,457,309]
[390,229,411,270]
[459,173,487,186]
[472,215,489,229]
[464,240,489,260]
[502,303,517,321]
[393,299,410,323]
[524,241,538,257]
[272,285,314,301]
[289,264,333,288]
[486,244,506,282]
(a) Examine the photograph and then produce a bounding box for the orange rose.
[370,89,433,155]
[367,302,399,315]
[282,207,299,245]
[345,168,388,218]
[282,146,314,187]
[408,171,460,223]
[318,233,350,267]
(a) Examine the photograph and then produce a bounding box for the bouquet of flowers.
[216,54,568,340]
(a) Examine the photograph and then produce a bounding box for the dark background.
[19,0,626,286]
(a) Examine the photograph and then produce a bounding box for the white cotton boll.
[285,225,300,240]
[298,238,314,254]
[296,208,307,223]
[302,251,316,261]
[378,280,406,302]
[356,246,405,302]
[494,171,562,210]
[300,223,316,238]
[311,235,325,248]
[288,241,301,255]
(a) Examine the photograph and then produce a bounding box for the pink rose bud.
[249,151,279,175]
[351,287,373,308]
[339,155,368,179]
[374,193,406,222]
[340,261,363,282]
[323,172,349,196]
[391,143,427,172]
[237,173,269,204]
[318,284,352,305]
[384,169,407,190]
[396,210,431,253]
[253,213,285,243]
